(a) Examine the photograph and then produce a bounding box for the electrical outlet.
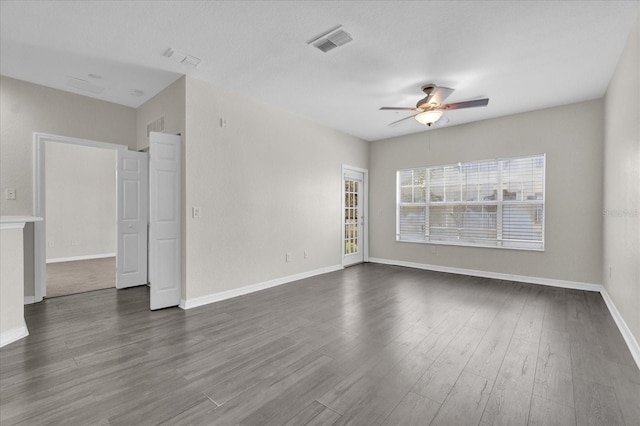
[286,252,291,262]
[431,245,437,254]
[192,207,201,219]
[304,251,308,259]
[48,241,54,248]
[5,188,16,200]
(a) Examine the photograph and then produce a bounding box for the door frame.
[341,164,369,266]
[33,132,126,302]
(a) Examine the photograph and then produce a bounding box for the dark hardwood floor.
[1,263,638,425]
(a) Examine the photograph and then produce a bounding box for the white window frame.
[396,154,545,251]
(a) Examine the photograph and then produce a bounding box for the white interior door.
[116,150,149,288]
[149,132,181,310]
[343,168,366,266]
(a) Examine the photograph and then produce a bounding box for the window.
[397,154,545,250]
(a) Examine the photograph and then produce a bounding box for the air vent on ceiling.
[181,54,201,67]
[147,116,165,139]
[164,48,201,67]
[67,77,104,94]
[308,25,352,53]
[314,39,338,53]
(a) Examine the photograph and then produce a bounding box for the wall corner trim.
[0,320,29,348]
[600,288,640,370]
[179,264,344,310]
[368,257,640,370]
[368,258,602,291]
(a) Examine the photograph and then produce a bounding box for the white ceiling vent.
[147,116,165,139]
[164,48,201,67]
[308,25,352,53]
[67,77,104,94]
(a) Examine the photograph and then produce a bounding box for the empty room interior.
[0,1,638,425]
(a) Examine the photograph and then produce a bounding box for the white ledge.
[0,216,43,223]
[1,216,42,230]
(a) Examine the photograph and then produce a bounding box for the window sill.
[396,238,545,252]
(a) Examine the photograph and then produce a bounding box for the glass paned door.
[343,170,364,266]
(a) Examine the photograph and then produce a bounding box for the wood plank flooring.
[46,257,115,297]
[1,263,638,425]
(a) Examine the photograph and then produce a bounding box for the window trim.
[396,154,545,251]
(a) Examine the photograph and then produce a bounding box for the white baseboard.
[24,296,35,305]
[368,258,602,292]
[368,257,640,370]
[180,264,344,310]
[0,320,29,348]
[46,253,116,264]
[600,288,640,369]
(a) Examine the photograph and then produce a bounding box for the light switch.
[192,207,201,219]
[5,188,16,200]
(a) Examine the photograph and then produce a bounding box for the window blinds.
[396,155,545,250]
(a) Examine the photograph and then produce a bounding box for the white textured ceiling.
[1,1,638,141]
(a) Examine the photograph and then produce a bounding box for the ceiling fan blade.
[388,114,417,127]
[430,86,455,105]
[380,106,421,111]
[440,98,489,110]
[431,116,450,128]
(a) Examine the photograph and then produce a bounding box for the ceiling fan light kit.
[414,110,443,126]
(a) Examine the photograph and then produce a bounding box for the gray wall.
[135,76,186,293]
[0,76,136,216]
[136,76,186,151]
[369,99,604,285]
[183,76,369,300]
[603,14,639,343]
[45,143,116,260]
[0,227,24,337]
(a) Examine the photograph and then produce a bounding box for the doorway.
[44,142,117,297]
[342,165,368,266]
[33,133,128,302]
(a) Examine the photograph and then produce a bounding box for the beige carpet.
[46,257,116,298]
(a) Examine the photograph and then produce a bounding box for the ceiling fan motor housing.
[421,84,437,95]
[416,97,433,110]
[417,84,438,109]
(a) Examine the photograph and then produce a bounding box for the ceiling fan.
[380,84,489,127]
